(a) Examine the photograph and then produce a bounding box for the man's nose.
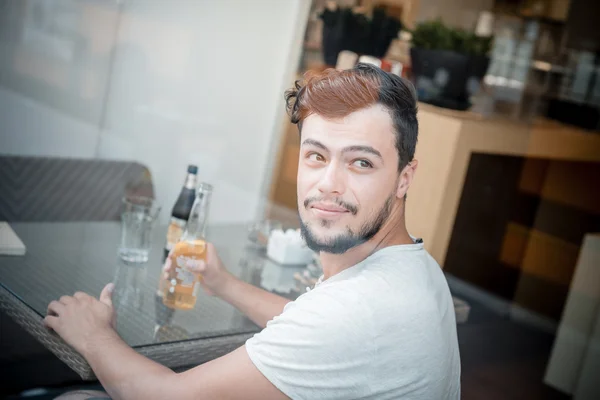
[316,161,346,196]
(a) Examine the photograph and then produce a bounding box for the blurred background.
[0,0,599,399]
[0,0,310,226]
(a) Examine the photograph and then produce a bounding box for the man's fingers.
[190,259,206,274]
[99,283,114,307]
[162,256,172,272]
[73,291,90,300]
[59,295,75,305]
[43,315,59,330]
[206,242,217,260]
[47,300,65,317]
[164,256,205,273]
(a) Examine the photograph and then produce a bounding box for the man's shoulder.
[251,283,377,359]
[366,246,448,293]
[284,282,366,321]
[367,244,438,271]
[326,246,441,294]
[301,248,451,322]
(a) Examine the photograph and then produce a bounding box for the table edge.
[0,284,254,380]
[0,283,93,379]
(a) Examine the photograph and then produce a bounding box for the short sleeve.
[245,288,375,400]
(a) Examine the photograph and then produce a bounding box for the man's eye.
[352,159,373,169]
[307,153,325,162]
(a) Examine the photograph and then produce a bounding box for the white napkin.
[0,222,26,256]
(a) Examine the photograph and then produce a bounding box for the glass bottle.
[162,183,212,310]
[164,165,198,258]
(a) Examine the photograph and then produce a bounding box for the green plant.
[411,19,493,56]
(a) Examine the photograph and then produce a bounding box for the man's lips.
[310,203,349,213]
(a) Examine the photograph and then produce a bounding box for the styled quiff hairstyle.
[285,63,418,171]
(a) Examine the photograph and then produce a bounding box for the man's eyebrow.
[342,145,383,160]
[301,138,328,151]
[301,139,383,162]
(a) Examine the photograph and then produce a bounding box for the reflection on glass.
[152,322,190,343]
[153,290,174,325]
[153,281,190,343]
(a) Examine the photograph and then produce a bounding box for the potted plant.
[410,20,493,110]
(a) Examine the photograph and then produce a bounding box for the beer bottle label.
[175,255,202,288]
[174,265,196,288]
[166,217,187,250]
[175,255,203,270]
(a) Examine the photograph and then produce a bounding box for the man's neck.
[319,206,413,280]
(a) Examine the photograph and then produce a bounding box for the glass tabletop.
[0,222,307,348]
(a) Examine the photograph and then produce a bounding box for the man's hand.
[45,283,119,356]
[163,242,232,296]
[42,279,289,400]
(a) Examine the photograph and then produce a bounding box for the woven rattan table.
[0,222,305,380]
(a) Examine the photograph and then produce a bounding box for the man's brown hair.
[285,63,418,171]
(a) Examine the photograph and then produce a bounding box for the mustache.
[303,196,359,215]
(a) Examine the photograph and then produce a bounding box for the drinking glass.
[119,196,161,263]
[113,258,147,312]
[247,219,283,250]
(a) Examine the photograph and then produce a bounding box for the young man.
[46,63,460,399]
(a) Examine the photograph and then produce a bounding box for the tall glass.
[119,196,161,263]
[113,258,147,312]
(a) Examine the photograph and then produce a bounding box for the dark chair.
[0,156,154,222]
[0,156,154,396]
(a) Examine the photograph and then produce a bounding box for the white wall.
[0,87,100,158]
[0,0,310,224]
[0,0,119,157]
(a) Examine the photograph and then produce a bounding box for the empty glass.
[119,196,161,263]
[247,219,283,250]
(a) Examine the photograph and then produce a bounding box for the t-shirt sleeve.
[245,287,374,400]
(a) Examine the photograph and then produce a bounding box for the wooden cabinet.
[269,121,301,211]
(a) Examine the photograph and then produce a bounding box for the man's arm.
[164,242,290,328]
[87,339,286,400]
[45,284,288,400]
[213,273,290,328]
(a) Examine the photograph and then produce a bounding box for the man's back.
[246,241,461,399]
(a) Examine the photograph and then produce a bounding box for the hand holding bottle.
[163,241,232,297]
[162,182,213,310]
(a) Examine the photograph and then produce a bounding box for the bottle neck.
[183,173,197,190]
[182,184,212,241]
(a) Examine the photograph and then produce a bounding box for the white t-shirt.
[245,242,461,400]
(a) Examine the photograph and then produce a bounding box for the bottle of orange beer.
[163,183,212,310]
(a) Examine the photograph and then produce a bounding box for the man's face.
[297,105,400,254]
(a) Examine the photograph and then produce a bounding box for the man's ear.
[396,159,418,199]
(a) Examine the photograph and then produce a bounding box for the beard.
[299,193,395,254]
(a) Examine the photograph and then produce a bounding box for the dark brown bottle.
[164,165,198,257]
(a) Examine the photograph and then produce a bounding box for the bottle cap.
[187,165,198,174]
